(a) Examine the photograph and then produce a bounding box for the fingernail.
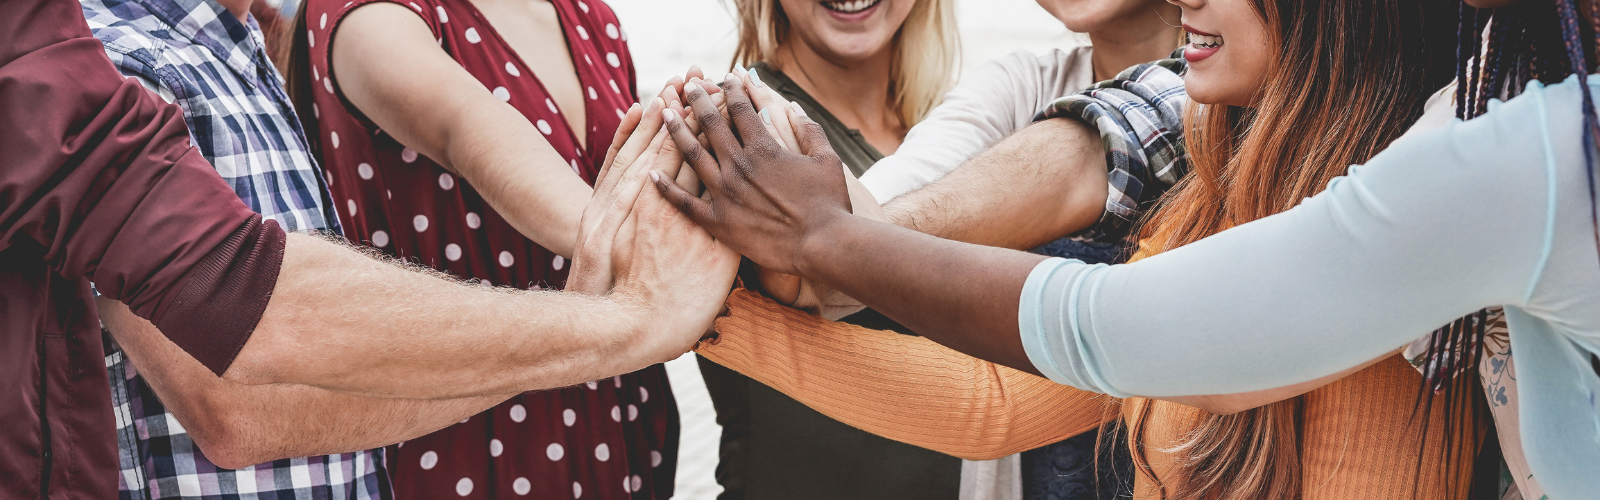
[760,108,772,124]
[662,108,676,122]
[789,101,806,117]
[649,170,661,183]
[646,97,662,113]
[628,102,640,114]
[734,62,747,74]
[724,72,740,87]
[748,68,765,87]
[669,100,680,109]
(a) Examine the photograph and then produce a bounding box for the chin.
[815,34,896,62]
[1182,76,1249,107]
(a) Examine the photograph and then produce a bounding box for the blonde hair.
[727,0,958,126]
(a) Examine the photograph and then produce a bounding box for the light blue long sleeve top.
[1018,76,1600,499]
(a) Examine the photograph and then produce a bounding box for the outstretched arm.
[99,299,510,469]
[654,70,1569,398]
[884,117,1108,251]
[331,3,593,257]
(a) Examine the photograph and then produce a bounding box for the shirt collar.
[139,0,272,86]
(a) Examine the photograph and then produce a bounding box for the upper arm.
[330,3,518,172]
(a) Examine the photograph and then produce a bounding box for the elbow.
[183,406,270,469]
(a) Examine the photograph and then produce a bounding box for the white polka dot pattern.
[498,251,515,267]
[537,119,552,135]
[605,53,620,68]
[509,404,526,422]
[438,172,455,190]
[489,438,503,457]
[419,450,438,470]
[357,162,372,179]
[464,27,481,44]
[605,24,618,39]
[576,25,588,40]
[465,212,481,229]
[401,147,418,163]
[563,408,577,426]
[506,61,520,77]
[435,6,447,22]
[493,86,511,101]
[578,1,588,12]
[552,255,564,270]
[608,79,619,93]
[371,230,389,248]
[609,406,620,422]
[445,243,461,261]
[455,477,472,496]
[413,214,429,232]
[330,131,340,149]
[347,199,357,216]
[587,87,597,100]
[513,477,531,495]
[573,482,583,499]
[545,443,564,461]
[593,443,610,462]
[639,386,649,402]
[323,77,333,94]
[627,405,637,421]
[651,450,662,467]
[547,98,559,113]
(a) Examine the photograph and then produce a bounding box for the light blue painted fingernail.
[734,62,747,74]
[748,68,765,87]
[760,108,772,124]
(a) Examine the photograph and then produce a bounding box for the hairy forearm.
[100,298,508,468]
[798,216,1049,374]
[223,233,674,399]
[884,118,1107,249]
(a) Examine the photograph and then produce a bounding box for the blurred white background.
[604,1,1086,497]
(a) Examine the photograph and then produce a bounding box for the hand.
[652,72,854,277]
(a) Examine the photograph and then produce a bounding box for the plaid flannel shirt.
[82,0,388,497]
[1033,56,1189,255]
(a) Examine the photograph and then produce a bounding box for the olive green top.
[750,62,885,177]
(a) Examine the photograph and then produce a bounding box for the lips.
[823,0,879,14]
[1183,24,1223,63]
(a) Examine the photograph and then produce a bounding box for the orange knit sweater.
[698,289,1479,499]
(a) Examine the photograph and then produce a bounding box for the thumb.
[786,101,840,165]
[652,170,715,227]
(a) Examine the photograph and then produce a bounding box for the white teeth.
[1188,33,1224,48]
[823,0,876,14]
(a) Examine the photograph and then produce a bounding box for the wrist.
[793,210,859,282]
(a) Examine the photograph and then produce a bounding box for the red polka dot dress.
[303,0,677,498]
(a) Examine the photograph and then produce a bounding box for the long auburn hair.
[1133,1,1456,499]
[725,0,958,127]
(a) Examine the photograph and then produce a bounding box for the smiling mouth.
[823,0,880,14]
[1188,32,1223,49]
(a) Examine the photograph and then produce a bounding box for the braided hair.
[1415,1,1600,497]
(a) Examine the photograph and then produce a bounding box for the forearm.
[797,216,1049,374]
[100,298,509,468]
[438,106,589,257]
[224,232,676,399]
[700,289,1112,460]
[884,118,1107,250]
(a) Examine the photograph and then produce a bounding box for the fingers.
[598,102,642,183]
[684,81,742,165]
[787,102,842,165]
[719,72,779,154]
[598,97,667,195]
[665,106,723,193]
[651,169,715,228]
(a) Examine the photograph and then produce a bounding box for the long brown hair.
[1134,1,1454,499]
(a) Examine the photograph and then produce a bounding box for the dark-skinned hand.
[651,72,853,277]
